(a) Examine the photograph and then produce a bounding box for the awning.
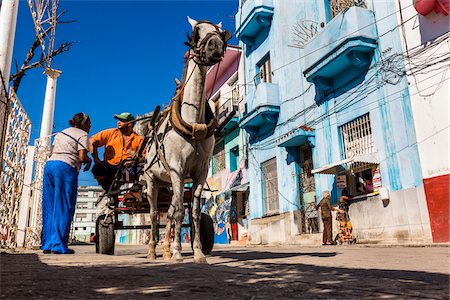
[228,182,249,192]
[311,153,379,175]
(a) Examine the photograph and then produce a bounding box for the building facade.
[395,0,449,242]
[236,0,446,244]
[72,186,103,242]
[204,46,250,245]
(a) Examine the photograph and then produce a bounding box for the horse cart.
[94,18,233,262]
[94,159,215,256]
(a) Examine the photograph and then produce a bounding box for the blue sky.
[12,0,239,185]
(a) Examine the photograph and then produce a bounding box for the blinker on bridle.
[184,21,232,66]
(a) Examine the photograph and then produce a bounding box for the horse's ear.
[187,16,198,29]
[217,22,222,29]
[222,30,232,43]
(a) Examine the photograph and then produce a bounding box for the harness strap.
[170,93,217,141]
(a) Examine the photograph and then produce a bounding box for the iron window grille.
[340,113,374,159]
[212,141,226,175]
[329,0,367,19]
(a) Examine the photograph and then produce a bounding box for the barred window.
[329,0,367,19]
[340,113,374,159]
[212,141,226,175]
[262,158,279,215]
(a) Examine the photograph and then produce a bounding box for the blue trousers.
[41,160,78,254]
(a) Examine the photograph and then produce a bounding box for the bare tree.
[9,10,74,93]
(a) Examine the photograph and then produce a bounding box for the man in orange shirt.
[90,112,144,192]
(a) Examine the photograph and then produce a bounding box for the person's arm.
[89,129,111,164]
[78,149,92,171]
[327,199,343,213]
[89,138,101,164]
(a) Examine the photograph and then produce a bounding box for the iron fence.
[0,90,32,248]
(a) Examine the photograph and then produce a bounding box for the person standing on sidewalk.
[316,190,343,245]
[41,113,92,254]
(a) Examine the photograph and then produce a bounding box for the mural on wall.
[203,193,233,244]
[203,164,247,244]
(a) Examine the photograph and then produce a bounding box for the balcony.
[215,98,239,134]
[303,7,377,95]
[240,83,280,137]
[235,0,274,47]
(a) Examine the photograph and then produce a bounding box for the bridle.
[184,20,232,66]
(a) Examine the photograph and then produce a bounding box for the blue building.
[236,0,433,244]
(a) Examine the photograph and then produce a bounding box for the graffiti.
[203,193,233,244]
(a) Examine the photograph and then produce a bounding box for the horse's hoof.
[147,254,157,260]
[170,256,183,263]
[171,252,183,262]
[194,256,207,264]
[163,253,172,260]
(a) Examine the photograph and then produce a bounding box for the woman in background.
[41,113,92,254]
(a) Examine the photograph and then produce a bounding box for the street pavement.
[1,243,449,299]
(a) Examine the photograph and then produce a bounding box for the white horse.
[143,17,231,263]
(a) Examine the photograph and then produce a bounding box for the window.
[231,84,239,105]
[212,92,221,117]
[340,113,374,159]
[230,146,239,172]
[77,202,88,209]
[256,55,271,85]
[339,114,378,196]
[75,213,87,222]
[262,158,279,215]
[329,0,367,19]
[212,142,226,175]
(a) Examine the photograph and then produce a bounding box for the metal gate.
[0,90,32,248]
[299,158,319,234]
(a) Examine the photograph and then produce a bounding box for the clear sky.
[12,0,239,185]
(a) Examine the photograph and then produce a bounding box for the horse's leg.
[192,177,207,264]
[162,221,172,260]
[170,174,185,262]
[145,174,158,260]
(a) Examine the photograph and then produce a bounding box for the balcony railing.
[215,98,239,133]
[329,0,367,19]
[303,6,376,98]
[235,0,274,48]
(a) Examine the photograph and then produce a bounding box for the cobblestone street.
[1,244,448,299]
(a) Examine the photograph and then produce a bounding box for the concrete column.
[0,0,19,161]
[16,145,35,247]
[39,68,62,138]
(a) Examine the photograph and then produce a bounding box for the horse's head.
[186,16,232,66]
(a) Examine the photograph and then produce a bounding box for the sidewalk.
[1,243,448,299]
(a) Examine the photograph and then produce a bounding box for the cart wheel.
[200,213,214,255]
[190,212,215,255]
[97,215,115,255]
[95,218,99,253]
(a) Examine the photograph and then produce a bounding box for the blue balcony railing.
[235,0,274,47]
[240,83,280,138]
[303,7,377,96]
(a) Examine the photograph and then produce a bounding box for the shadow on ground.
[1,249,448,299]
